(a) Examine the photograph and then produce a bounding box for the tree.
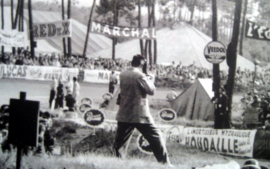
[95,0,136,26]
[185,0,197,24]
[239,0,248,56]
[226,0,242,128]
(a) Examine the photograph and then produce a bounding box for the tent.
[0,7,111,55]
[92,22,255,71]
[170,78,215,121]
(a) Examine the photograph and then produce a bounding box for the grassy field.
[1,78,269,169]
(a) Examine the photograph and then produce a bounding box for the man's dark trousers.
[113,122,169,164]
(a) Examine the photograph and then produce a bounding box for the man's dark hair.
[73,77,77,81]
[131,54,145,67]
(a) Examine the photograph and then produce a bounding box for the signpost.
[204,41,226,129]
[137,134,153,155]
[158,109,177,122]
[79,104,91,113]
[8,92,40,169]
[204,41,226,64]
[84,109,105,127]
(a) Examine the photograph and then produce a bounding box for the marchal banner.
[0,30,26,47]
[246,20,270,41]
[33,20,72,40]
[90,21,156,39]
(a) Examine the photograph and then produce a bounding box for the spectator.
[49,76,58,109]
[65,88,76,111]
[109,71,118,94]
[166,88,178,101]
[55,81,64,109]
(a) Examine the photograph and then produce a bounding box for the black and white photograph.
[0,0,270,168]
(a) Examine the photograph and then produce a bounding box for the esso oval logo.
[159,109,177,122]
[137,134,153,154]
[84,109,105,127]
[204,41,226,64]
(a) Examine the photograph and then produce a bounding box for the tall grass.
[0,144,229,169]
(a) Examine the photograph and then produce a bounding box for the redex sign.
[90,21,156,39]
[33,20,72,39]
[246,20,270,41]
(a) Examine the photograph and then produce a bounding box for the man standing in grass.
[113,55,173,167]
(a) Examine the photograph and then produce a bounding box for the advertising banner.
[83,69,120,84]
[90,21,156,39]
[33,20,72,40]
[0,30,26,47]
[246,20,270,41]
[0,65,78,81]
[182,127,257,157]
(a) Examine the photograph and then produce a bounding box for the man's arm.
[138,75,156,96]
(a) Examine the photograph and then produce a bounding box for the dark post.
[83,0,96,58]
[11,0,16,54]
[138,0,144,55]
[112,0,117,60]
[1,0,4,56]
[16,92,26,169]
[212,0,220,97]
[67,0,72,58]
[9,92,40,169]
[62,0,67,58]
[28,0,35,59]
[226,0,242,126]
[152,0,157,64]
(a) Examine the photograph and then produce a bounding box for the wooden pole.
[14,0,21,30]
[226,0,242,126]
[82,0,96,58]
[11,0,16,54]
[138,0,144,55]
[19,0,24,32]
[16,92,26,169]
[1,0,4,55]
[211,0,220,98]
[28,0,35,59]
[67,0,72,58]
[112,0,117,60]
[152,0,157,64]
[62,0,67,58]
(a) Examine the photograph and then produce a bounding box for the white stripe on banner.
[83,69,120,84]
[0,65,78,81]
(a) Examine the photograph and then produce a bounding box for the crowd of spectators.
[1,50,270,91]
[241,88,270,129]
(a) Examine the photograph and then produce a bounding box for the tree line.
[2,0,270,64]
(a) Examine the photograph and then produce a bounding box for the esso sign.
[84,109,105,127]
[159,109,177,122]
[204,41,226,64]
[137,134,153,154]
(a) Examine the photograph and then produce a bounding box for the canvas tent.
[0,7,111,55]
[92,22,255,71]
[170,78,215,121]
